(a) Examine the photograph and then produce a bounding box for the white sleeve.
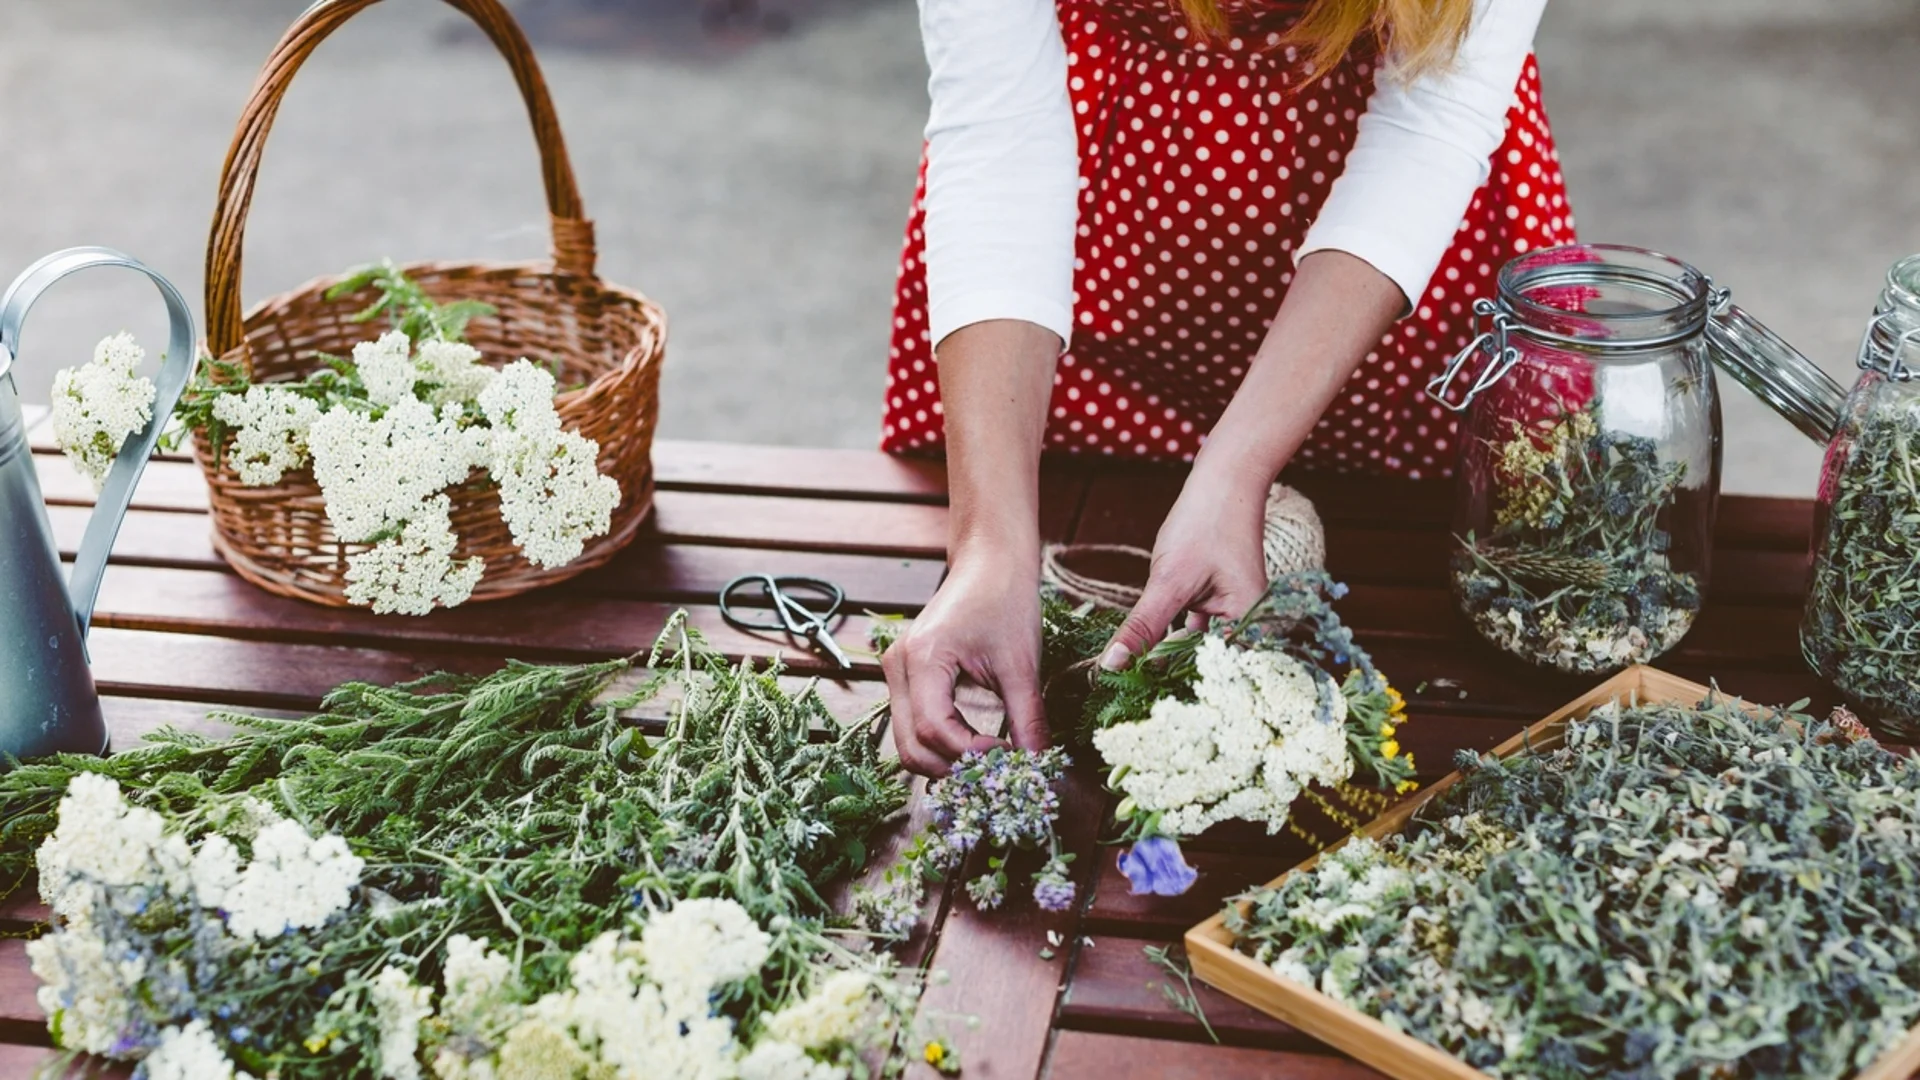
[1296,0,1548,308]
[918,0,1080,350]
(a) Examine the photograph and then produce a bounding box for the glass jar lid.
[1861,254,1920,381]
[1427,243,1847,444]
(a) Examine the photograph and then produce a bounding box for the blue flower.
[1118,836,1197,896]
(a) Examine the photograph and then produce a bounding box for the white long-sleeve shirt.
[917,0,1549,350]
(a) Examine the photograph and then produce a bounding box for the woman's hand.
[883,542,1049,776]
[886,318,1059,776]
[1099,458,1270,669]
[1101,250,1406,669]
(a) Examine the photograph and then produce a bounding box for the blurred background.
[0,0,1915,496]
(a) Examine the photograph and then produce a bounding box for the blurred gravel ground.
[0,0,1914,495]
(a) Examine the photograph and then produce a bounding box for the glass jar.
[1795,256,1920,736]
[1429,244,1804,675]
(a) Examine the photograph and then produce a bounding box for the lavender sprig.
[856,747,1073,934]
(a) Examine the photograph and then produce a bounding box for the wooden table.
[0,434,1835,1079]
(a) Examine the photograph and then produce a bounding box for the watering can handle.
[0,248,197,637]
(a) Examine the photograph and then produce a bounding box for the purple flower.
[1118,836,1197,896]
[1032,855,1077,912]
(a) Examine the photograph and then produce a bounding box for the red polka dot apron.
[881,0,1576,479]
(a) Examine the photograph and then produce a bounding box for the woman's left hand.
[1099,458,1269,670]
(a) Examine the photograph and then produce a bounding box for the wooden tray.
[1185,665,1920,1080]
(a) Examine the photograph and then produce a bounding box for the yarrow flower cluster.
[424,900,875,1080]
[858,747,1076,936]
[50,331,157,491]
[27,774,361,1072]
[127,264,624,613]
[1042,572,1416,899]
[479,359,620,571]
[1096,637,1352,838]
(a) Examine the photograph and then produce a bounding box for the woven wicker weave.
[193,0,664,609]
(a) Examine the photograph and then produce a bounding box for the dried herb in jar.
[1453,400,1701,673]
[1802,394,1920,737]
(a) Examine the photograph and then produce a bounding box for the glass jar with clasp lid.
[1720,255,1920,737]
[1427,244,1815,675]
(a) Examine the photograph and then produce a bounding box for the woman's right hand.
[882,540,1049,777]
[890,317,1060,777]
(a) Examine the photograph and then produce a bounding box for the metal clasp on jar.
[1859,310,1920,381]
[1426,298,1523,412]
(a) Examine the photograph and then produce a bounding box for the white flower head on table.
[1093,635,1355,838]
[50,331,157,491]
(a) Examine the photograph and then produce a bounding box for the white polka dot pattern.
[881,1,1575,480]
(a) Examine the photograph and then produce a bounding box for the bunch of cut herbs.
[1453,399,1701,674]
[1229,694,1920,1079]
[1,615,932,1080]
[1802,384,1920,738]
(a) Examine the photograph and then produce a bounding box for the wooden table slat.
[1057,936,1308,1050]
[84,562,891,674]
[1044,1030,1384,1079]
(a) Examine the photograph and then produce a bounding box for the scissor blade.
[813,627,856,670]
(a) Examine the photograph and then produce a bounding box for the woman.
[880,0,1571,776]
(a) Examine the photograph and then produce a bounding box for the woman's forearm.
[934,320,1061,564]
[1196,250,1407,487]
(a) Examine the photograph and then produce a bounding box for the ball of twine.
[1040,482,1325,610]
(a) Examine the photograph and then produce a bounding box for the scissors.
[717,574,854,669]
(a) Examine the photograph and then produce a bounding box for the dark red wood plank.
[1044,1031,1385,1080]
[33,449,207,513]
[86,564,889,675]
[909,767,1106,1080]
[586,544,946,613]
[1058,936,1309,1050]
[0,1043,122,1078]
[651,490,948,557]
[0,939,47,1045]
[653,441,950,502]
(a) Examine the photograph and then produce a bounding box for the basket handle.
[204,0,596,360]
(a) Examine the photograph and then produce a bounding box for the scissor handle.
[718,574,844,633]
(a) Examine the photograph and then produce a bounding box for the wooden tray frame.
[1185,665,1920,1080]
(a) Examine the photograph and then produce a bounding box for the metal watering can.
[0,248,195,760]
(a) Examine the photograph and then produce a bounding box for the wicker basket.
[193,0,664,609]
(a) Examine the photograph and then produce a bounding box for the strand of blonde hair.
[1177,0,1476,79]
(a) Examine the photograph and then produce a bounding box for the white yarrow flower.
[212,384,324,486]
[1091,638,1352,837]
[640,897,773,1016]
[143,1020,255,1080]
[480,360,619,570]
[219,818,364,939]
[370,966,435,1080]
[309,397,488,544]
[343,495,485,615]
[50,332,156,491]
[738,1039,847,1080]
[356,330,420,407]
[415,338,497,407]
[762,971,871,1050]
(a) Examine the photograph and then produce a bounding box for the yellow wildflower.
[924,1039,960,1075]
[304,1031,336,1054]
[1396,779,1420,794]
[1386,686,1407,720]
[1380,739,1401,760]
[1380,723,1397,740]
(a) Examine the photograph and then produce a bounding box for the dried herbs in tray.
[1185,668,1920,1080]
